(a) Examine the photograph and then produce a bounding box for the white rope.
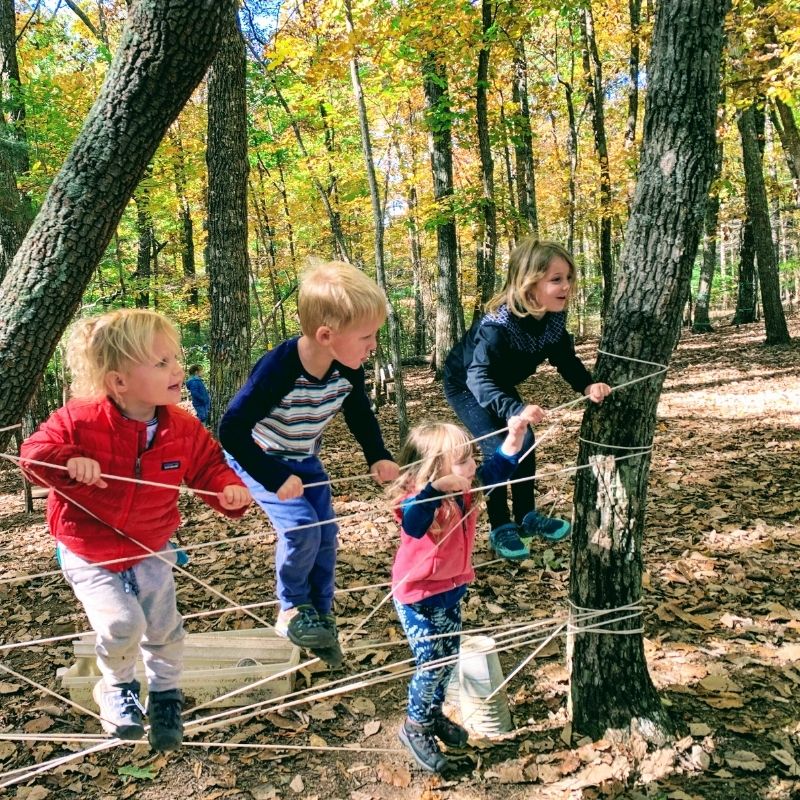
[0,423,22,433]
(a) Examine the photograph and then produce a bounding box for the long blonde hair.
[487,237,576,317]
[66,309,181,398]
[388,422,474,504]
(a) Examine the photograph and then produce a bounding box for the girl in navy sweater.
[443,238,610,561]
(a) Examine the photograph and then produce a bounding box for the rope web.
[0,354,666,788]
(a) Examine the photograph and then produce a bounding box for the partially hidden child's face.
[450,450,477,482]
[530,256,574,313]
[327,318,382,369]
[114,333,184,420]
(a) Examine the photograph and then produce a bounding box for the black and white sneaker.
[92,679,145,740]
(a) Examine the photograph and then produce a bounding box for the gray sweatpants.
[60,544,185,692]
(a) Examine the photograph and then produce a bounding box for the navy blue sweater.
[443,307,592,419]
[219,338,392,492]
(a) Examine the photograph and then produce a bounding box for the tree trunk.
[0,0,33,282]
[474,0,497,321]
[569,0,728,741]
[170,128,199,338]
[422,52,463,375]
[511,41,538,236]
[344,0,408,437]
[581,4,614,318]
[498,93,518,249]
[693,124,724,332]
[0,0,232,444]
[771,97,800,205]
[625,0,642,148]
[133,181,153,308]
[737,105,790,344]
[206,7,251,430]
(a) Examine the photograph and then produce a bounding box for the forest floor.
[0,314,799,800]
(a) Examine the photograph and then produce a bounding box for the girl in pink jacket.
[21,310,250,751]
[390,416,525,773]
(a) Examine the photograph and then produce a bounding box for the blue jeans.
[445,387,536,529]
[228,455,338,614]
[394,597,462,725]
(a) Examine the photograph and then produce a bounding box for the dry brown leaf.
[485,757,538,783]
[376,762,411,787]
[23,715,54,734]
[289,774,304,793]
[363,719,381,737]
[725,750,766,771]
[309,733,327,748]
[308,702,337,721]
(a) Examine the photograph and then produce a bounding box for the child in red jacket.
[389,416,526,773]
[21,309,250,751]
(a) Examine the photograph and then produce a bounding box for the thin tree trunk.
[474,0,497,321]
[0,0,32,282]
[569,0,728,740]
[0,0,232,443]
[422,51,463,375]
[511,41,538,236]
[344,0,408,437]
[625,0,642,148]
[581,4,614,318]
[737,104,790,344]
[693,117,724,332]
[133,181,153,308]
[169,128,199,337]
[498,93,518,249]
[771,97,800,205]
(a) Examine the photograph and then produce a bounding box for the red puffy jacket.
[391,493,477,604]
[20,397,247,571]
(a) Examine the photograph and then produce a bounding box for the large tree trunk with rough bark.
[737,105,790,344]
[569,0,728,741]
[0,0,232,447]
[206,7,251,430]
[422,52,463,375]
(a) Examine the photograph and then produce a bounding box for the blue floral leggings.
[394,598,462,725]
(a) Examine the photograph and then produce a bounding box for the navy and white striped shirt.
[219,337,392,492]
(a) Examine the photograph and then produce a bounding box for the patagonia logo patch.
[162,460,181,471]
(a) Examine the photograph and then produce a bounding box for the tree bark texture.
[511,42,538,236]
[0,0,233,442]
[345,0,408,437]
[569,0,728,740]
[737,105,790,344]
[693,131,723,332]
[207,7,251,430]
[581,4,614,318]
[474,0,497,320]
[0,0,33,283]
[422,52,463,374]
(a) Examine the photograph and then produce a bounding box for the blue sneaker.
[489,523,529,560]
[521,510,571,542]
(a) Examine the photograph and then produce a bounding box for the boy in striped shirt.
[220,262,399,666]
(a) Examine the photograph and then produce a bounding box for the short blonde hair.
[298,260,387,334]
[388,422,473,503]
[66,309,181,398]
[488,238,576,317]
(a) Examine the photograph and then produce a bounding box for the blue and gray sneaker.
[92,679,145,740]
[489,523,529,560]
[521,510,571,542]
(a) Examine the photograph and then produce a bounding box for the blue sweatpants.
[228,455,338,614]
[394,597,462,725]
